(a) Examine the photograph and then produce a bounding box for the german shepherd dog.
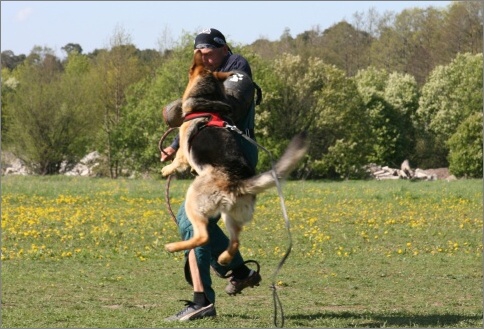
[162,50,309,265]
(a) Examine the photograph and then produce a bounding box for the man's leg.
[164,204,216,321]
[188,249,202,289]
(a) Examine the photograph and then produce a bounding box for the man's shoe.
[164,300,216,321]
[225,270,262,296]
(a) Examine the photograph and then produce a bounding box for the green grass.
[1,176,482,328]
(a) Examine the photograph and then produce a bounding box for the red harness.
[184,112,232,148]
[184,112,229,128]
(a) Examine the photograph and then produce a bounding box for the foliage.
[255,54,371,179]
[3,48,99,174]
[417,53,483,141]
[447,112,483,178]
[119,42,193,173]
[90,36,147,177]
[1,50,26,70]
[416,52,483,169]
[1,2,482,178]
[354,67,419,167]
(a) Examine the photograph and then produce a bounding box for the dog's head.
[182,50,233,115]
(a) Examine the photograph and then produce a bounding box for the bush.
[447,112,483,178]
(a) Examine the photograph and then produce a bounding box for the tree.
[255,53,372,179]
[416,52,482,168]
[418,53,482,142]
[4,47,97,174]
[447,112,483,178]
[354,67,398,166]
[443,1,483,57]
[383,71,419,164]
[255,54,324,176]
[319,21,373,76]
[61,43,83,55]
[370,7,444,85]
[119,41,193,173]
[1,67,19,140]
[313,64,371,179]
[91,26,146,178]
[1,50,26,70]
[59,51,102,166]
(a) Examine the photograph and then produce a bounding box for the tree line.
[1,1,482,179]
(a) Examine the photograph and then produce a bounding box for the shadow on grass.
[285,311,483,327]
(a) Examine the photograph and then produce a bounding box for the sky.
[2,1,453,58]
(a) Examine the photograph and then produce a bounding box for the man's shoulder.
[229,53,249,62]
[224,53,252,77]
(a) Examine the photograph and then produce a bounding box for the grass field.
[1,175,482,328]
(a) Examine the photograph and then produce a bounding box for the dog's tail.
[239,132,309,195]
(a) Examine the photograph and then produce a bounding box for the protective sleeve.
[223,71,256,124]
[162,99,183,128]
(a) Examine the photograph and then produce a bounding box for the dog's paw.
[217,251,234,266]
[161,165,175,177]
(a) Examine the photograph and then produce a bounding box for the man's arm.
[223,71,255,123]
[161,100,183,162]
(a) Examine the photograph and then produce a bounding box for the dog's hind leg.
[217,213,241,265]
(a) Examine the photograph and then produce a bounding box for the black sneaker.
[164,300,216,321]
[225,270,262,295]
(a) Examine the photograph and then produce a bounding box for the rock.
[2,152,32,176]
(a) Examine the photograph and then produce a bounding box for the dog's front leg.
[161,123,192,177]
[161,151,188,177]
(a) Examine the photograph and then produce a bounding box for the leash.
[158,127,178,225]
[225,123,292,328]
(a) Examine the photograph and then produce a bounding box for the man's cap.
[194,28,227,49]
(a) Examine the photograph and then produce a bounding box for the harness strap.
[184,112,232,150]
[184,112,229,128]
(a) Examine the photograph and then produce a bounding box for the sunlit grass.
[2,177,482,263]
[1,176,482,328]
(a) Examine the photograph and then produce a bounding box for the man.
[162,28,262,321]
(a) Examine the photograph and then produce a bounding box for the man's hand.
[161,146,177,162]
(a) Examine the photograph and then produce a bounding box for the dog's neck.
[183,97,231,112]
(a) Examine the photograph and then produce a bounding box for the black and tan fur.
[162,50,309,265]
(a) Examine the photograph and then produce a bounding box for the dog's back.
[189,123,255,180]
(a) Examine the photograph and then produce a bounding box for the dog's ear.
[193,50,204,67]
[189,50,204,76]
[213,71,233,82]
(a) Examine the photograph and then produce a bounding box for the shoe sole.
[181,305,216,321]
[165,304,216,321]
[227,282,261,296]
